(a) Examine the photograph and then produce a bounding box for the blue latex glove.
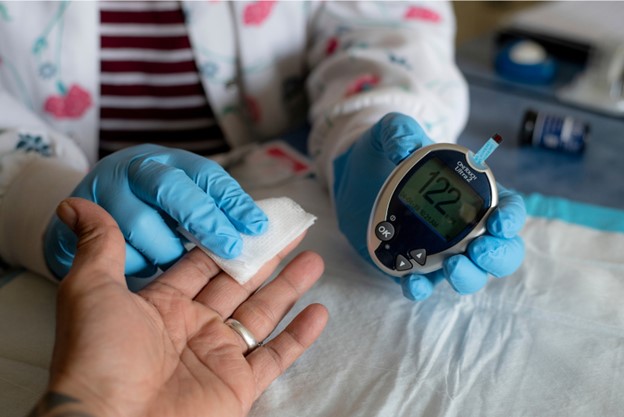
[44,144,268,278]
[333,113,526,301]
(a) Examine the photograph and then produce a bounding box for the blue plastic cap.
[495,40,557,84]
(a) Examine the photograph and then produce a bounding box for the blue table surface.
[457,34,624,211]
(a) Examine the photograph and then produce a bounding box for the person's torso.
[97,1,229,158]
[0,1,311,163]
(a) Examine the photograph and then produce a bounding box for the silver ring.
[225,318,259,354]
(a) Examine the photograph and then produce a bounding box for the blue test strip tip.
[472,133,503,166]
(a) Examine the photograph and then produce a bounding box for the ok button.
[375,221,395,241]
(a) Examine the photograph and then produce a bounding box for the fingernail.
[57,200,78,230]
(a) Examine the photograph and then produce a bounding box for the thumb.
[57,197,127,288]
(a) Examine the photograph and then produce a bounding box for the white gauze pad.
[178,197,317,284]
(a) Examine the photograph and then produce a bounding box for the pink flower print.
[44,84,92,119]
[245,96,261,123]
[243,0,276,26]
[326,37,339,56]
[404,6,441,23]
[345,74,380,97]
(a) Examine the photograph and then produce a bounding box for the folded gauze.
[178,197,317,284]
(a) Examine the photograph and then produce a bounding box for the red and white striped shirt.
[98,1,228,158]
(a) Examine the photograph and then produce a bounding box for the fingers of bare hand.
[228,251,324,353]
[140,247,222,299]
[247,303,328,397]
[193,232,307,318]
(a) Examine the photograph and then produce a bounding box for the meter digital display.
[397,157,484,241]
[367,140,500,276]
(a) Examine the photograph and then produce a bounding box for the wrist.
[28,390,108,417]
[32,377,121,417]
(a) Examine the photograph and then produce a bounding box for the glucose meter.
[367,135,502,276]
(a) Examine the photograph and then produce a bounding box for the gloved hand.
[333,113,525,301]
[44,144,268,279]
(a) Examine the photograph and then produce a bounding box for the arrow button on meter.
[409,249,427,266]
[395,254,412,271]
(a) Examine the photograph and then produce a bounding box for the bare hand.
[34,198,328,417]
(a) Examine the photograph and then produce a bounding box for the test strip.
[472,133,503,165]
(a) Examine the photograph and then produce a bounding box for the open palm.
[48,198,328,417]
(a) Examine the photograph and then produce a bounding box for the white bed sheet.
[1,174,623,417]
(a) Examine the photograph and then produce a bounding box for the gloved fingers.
[208,182,268,235]
[468,235,525,278]
[128,159,244,259]
[400,269,445,301]
[103,195,187,270]
[167,151,267,235]
[401,275,433,301]
[487,184,527,239]
[124,242,159,278]
[371,112,435,165]
[443,254,489,295]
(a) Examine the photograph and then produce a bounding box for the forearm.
[305,1,469,188]
[0,154,85,278]
[0,92,89,277]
